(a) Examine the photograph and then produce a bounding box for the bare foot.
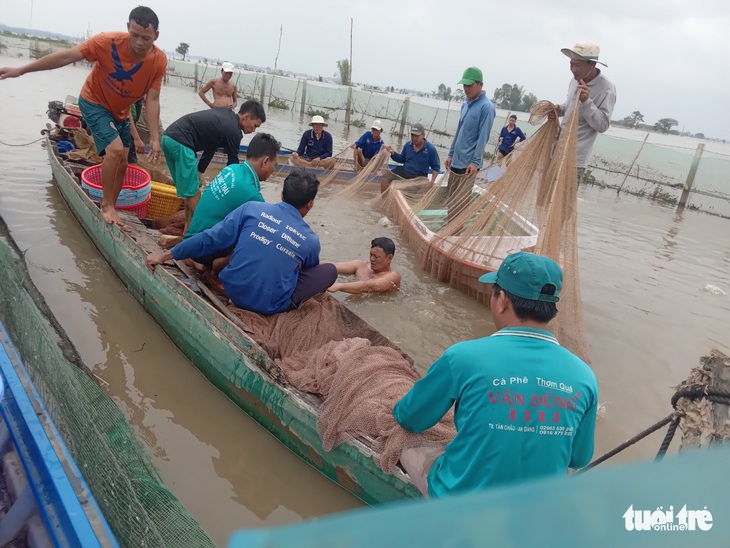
[101,204,132,233]
[202,271,227,296]
[183,258,208,274]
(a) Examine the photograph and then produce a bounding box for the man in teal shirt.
[184,132,280,280]
[393,252,598,498]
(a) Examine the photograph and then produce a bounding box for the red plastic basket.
[81,164,151,191]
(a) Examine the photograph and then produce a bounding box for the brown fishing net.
[228,295,455,472]
[339,99,589,362]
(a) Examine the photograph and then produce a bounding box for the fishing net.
[342,99,589,362]
[229,295,456,473]
[0,228,215,547]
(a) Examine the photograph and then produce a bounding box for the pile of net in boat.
[0,228,215,547]
[229,295,456,473]
[341,99,589,363]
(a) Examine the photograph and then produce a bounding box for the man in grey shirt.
[550,42,616,184]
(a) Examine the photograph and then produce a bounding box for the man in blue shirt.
[380,123,441,193]
[497,114,527,163]
[393,252,598,498]
[145,169,337,314]
[444,67,495,221]
[292,115,336,170]
[351,119,385,170]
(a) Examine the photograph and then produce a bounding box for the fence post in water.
[677,143,705,211]
[259,74,266,104]
[345,86,353,129]
[398,97,410,141]
[194,63,199,90]
[616,133,649,195]
[299,80,307,122]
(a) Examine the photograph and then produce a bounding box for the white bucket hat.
[371,119,384,131]
[561,42,607,67]
[221,62,234,72]
[309,115,328,127]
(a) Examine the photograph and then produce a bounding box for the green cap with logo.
[458,67,483,85]
[478,252,562,303]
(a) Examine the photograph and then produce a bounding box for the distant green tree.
[454,88,465,102]
[436,83,452,101]
[654,118,678,134]
[623,110,644,129]
[175,42,189,60]
[695,132,705,139]
[492,83,533,112]
[336,59,351,85]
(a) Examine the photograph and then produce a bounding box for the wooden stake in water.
[616,133,649,195]
[677,143,705,210]
[345,18,354,129]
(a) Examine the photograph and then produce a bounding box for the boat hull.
[46,137,417,504]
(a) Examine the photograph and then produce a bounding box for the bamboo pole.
[299,79,307,122]
[344,18,353,129]
[677,143,705,210]
[398,97,410,140]
[269,25,283,107]
[616,133,649,195]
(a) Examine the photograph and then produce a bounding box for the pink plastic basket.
[81,164,151,208]
[117,194,151,219]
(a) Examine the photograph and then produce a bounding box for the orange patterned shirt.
[78,32,167,121]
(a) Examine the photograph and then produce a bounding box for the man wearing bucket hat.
[444,67,495,220]
[550,42,616,185]
[393,251,598,498]
[198,62,238,109]
[292,115,336,169]
[351,119,385,170]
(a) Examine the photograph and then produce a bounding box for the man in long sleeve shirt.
[444,67,495,221]
[161,99,266,231]
[380,123,440,193]
[292,115,336,169]
[145,169,337,314]
[393,252,598,498]
[551,42,616,184]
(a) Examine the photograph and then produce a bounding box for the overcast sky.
[4,0,730,138]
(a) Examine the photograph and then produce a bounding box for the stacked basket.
[147,182,183,219]
[81,165,151,218]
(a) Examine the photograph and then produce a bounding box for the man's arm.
[569,400,598,468]
[224,134,242,166]
[329,271,400,294]
[470,105,494,169]
[331,260,365,275]
[145,88,162,162]
[390,144,407,165]
[0,46,85,79]
[128,111,144,153]
[319,132,333,159]
[393,350,456,433]
[429,145,441,182]
[230,84,238,109]
[295,132,308,156]
[198,147,216,174]
[198,79,215,108]
[579,85,616,134]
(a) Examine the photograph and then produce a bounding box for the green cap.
[458,67,483,85]
[478,252,562,303]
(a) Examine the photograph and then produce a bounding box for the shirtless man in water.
[328,237,401,294]
[199,62,238,109]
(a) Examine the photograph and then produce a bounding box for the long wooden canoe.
[45,135,419,504]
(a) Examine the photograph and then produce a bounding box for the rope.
[0,136,46,147]
[577,388,730,473]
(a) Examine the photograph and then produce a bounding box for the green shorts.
[78,96,132,156]
[161,135,200,198]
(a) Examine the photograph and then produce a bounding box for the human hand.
[134,136,145,153]
[312,158,321,167]
[292,152,299,158]
[444,157,452,170]
[465,164,478,176]
[0,67,24,80]
[228,103,235,109]
[145,252,167,273]
[547,104,560,120]
[148,139,162,165]
[578,81,590,102]
[385,146,393,155]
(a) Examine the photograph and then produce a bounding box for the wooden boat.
[390,172,538,302]
[0,321,118,547]
[45,135,419,504]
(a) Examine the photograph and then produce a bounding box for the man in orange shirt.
[0,6,166,230]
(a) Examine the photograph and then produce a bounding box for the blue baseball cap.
[478,252,562,303]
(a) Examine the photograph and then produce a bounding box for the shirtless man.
[199,62,238,109]
[328,237,401,294]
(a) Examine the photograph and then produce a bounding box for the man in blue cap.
[444,66,495,221]
[393,251,598,498]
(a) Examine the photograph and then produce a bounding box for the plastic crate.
[81,165,151,207]
[117,194,151,219]
[146,181,183,219]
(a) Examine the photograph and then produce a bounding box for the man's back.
[395,327,598,497]
[79,32,167,121]
[164,108,241,153]
[185,162,263,239]
[220,201,320,313]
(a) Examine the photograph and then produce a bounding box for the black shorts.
[384,166,422,181]
[192,246,234,268]
[498,147,513,156]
